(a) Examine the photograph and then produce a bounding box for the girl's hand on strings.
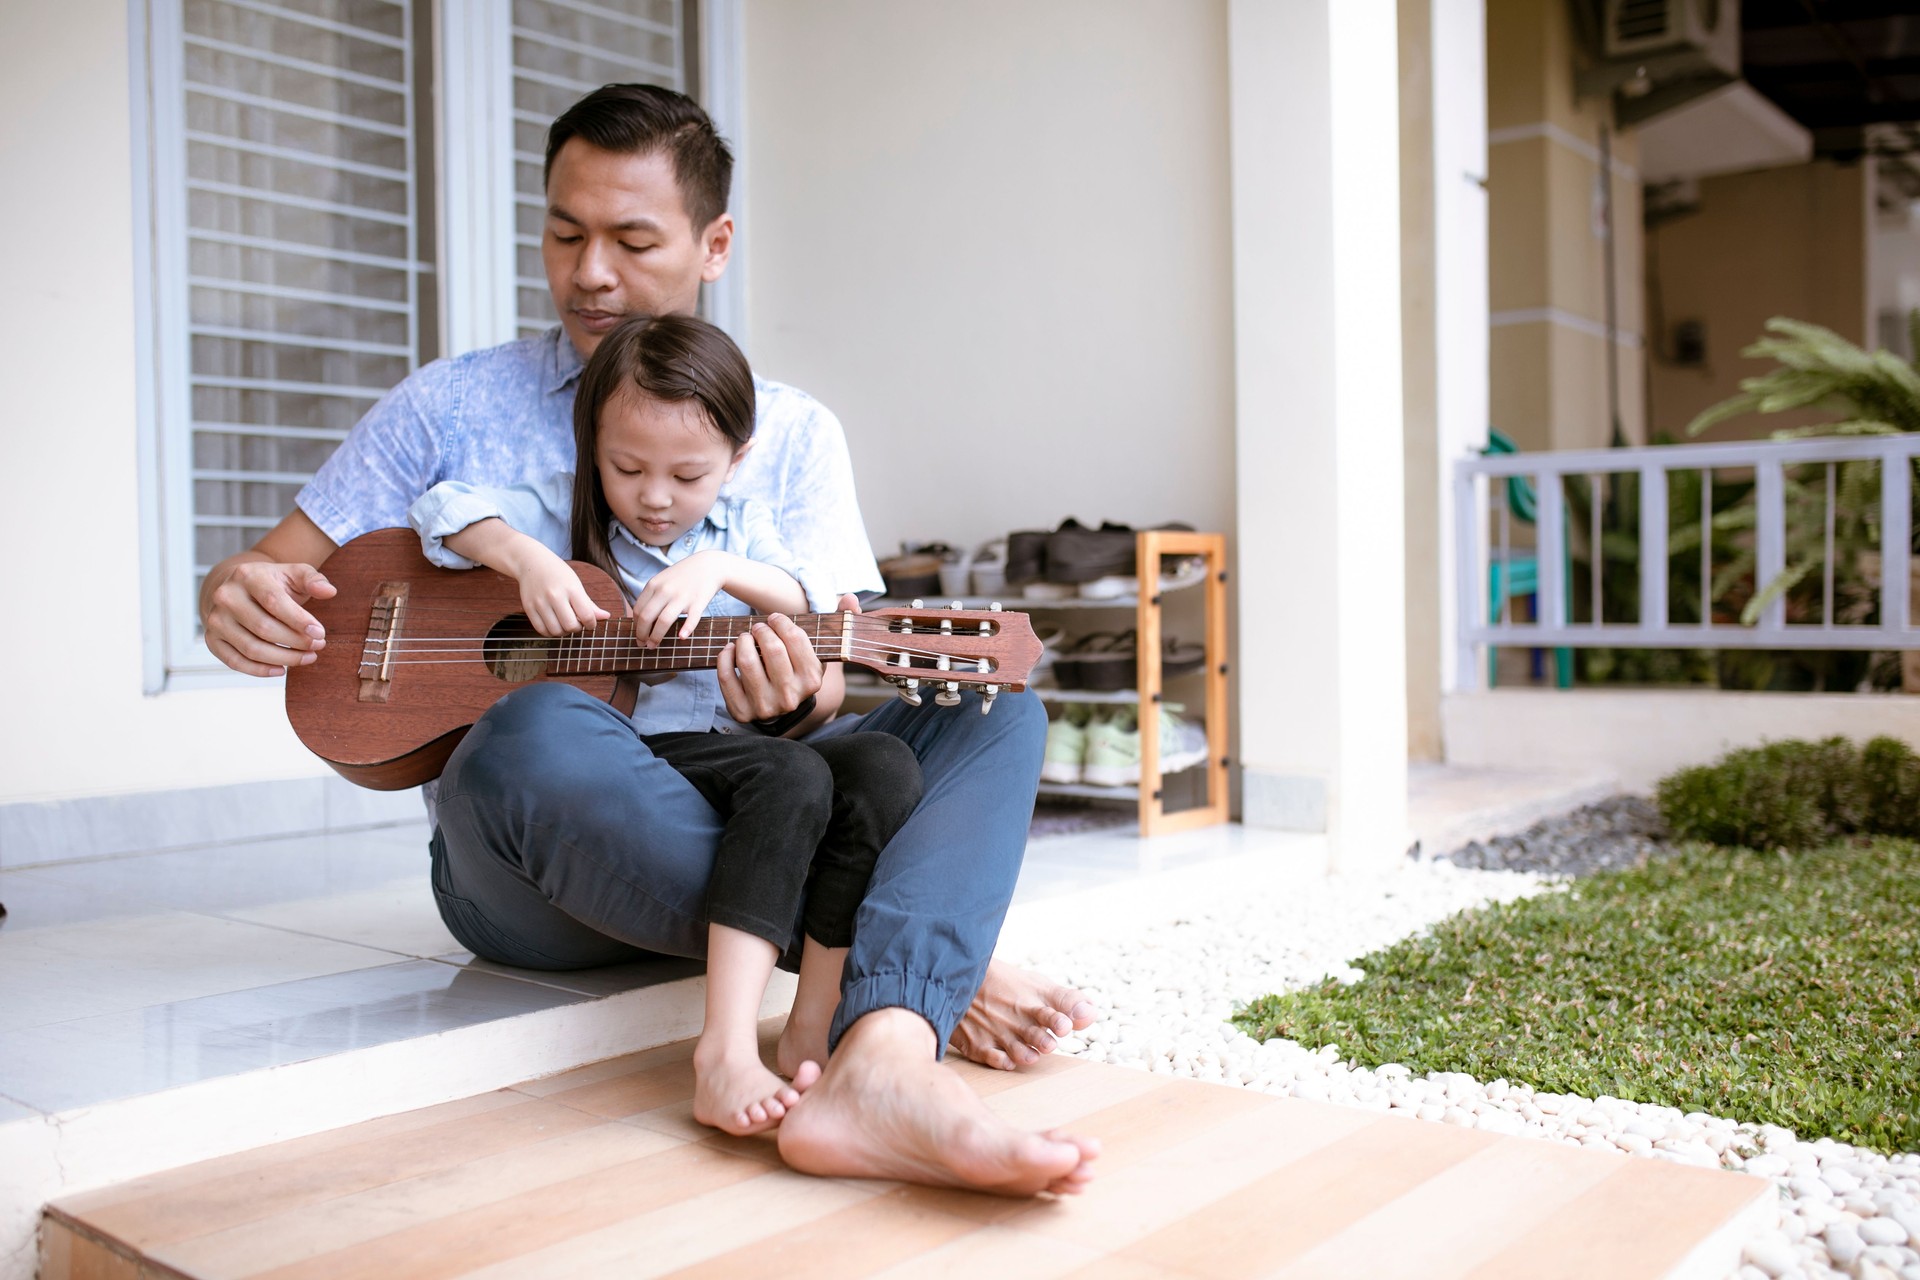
[515,550,608,636]
[630,551,729,646]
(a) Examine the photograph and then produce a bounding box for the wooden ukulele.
[285,528,1041,790]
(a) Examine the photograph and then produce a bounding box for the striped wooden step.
[42,1037,1772,1279]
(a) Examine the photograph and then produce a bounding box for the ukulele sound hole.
[483,615,549,683]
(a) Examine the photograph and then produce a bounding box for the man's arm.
[199,508,340,677]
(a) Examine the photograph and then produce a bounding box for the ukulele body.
[285,528,627,790]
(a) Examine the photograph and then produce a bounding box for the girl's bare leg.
[777,935,843,1079]
[693,924,820,1136]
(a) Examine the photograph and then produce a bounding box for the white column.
[1432,0,1490,700]
[1229,0,1409,870]
[438,0,517,356]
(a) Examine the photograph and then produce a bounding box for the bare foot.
[776,1011,832,1081]
[778,1008,1099,1196]
[949,959,1099,1071]
[693,1042,821,1137]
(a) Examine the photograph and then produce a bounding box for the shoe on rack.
[1081,704,1210,786]
[1041,704,1095,784]
[1157,704,1211,774]
[1045,520,1135,585]
[1080,707,1139,786]
[1005,529,1050,587]
[1077,575,1138,600]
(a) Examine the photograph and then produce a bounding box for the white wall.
[738,0,1237,559]
[0,0,322,805]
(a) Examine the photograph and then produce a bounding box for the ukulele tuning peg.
[989,601,1002,612]
[893,676,922,707]
[949,600,963,610]
[934,688,962,708]
[910,598,925,609]
[980,685,999,715]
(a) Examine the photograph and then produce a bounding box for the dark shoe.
[1005,529,1050,586]
[1075,630,1139,691]
[1050,630,1121,690]
[1162,636,1206,678]
[1046,521,1136,584]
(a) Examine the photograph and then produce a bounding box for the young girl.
[409,314,920,1136]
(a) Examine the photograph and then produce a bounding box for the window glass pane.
[510,0,687,338]
[175,0,427,597]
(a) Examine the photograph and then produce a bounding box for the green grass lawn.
[1233,838,1920,1152]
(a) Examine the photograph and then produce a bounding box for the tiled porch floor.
[0,811,1274,1120]
[42,1033,1772,1280]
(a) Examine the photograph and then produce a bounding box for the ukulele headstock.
[846,602,1040,713]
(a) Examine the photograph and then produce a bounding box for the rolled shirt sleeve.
[408,472,576,569]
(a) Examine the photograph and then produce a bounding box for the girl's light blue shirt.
[409,475,839,734]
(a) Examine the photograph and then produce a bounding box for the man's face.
[543,141,733,358]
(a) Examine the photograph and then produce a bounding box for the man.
[201,84,1096,1193]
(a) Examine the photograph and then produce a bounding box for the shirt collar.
[546,326,585,394]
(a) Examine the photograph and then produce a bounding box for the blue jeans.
[430,682,1045,1052]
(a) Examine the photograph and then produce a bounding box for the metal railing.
[1454,433,1920,689]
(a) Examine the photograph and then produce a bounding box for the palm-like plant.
[1684,315,1918,635]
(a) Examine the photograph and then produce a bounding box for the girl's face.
[595,384,747,548]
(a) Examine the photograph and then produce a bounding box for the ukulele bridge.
[358,581,409,703]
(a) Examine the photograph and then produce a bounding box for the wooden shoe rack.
[862,530,1230,837]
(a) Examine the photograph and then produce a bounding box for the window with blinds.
[175,0,427,603]
[510,0,689,338]
[141,0,697,681]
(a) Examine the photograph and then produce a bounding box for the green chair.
[1485,431,1573,688]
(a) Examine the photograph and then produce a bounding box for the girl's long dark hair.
[569,313,757,581]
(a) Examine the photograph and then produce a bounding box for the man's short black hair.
[544,83,733,232]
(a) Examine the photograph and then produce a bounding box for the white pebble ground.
[1004,857,1920,1280]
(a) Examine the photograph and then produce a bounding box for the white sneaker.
[1158,705,1210,774]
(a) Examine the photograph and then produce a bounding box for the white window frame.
[133,0,743,691]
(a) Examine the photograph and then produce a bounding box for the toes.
[980,1047,1016,1071]
[764,1096,788,1121]
[1066,999,1097,1029]
[790,1060,823,1091]
[1021,1024,1060,1055]
[774,1085,800,1109]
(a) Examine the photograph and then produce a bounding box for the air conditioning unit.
[1603,0,1739,76]
[1573,0,1742,127]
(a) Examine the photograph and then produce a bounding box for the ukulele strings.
[362,615,996,666]
[363,638,996,669]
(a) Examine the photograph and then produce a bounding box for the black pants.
[643,730,923,953]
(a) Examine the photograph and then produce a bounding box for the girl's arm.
[443,519,609,637]
[630,550,806,644]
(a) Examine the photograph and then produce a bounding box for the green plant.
[1654,735,1920,849]
[1232,836,1920,1152]
[1863,736,1920,838]
[1685,316,1918,635]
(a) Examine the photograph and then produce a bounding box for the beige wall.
[738,0,1237,560]
[1646,160,1872,442]
[0,0,325,804]
[1485,0,1645,452]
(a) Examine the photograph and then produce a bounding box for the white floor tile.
[0,911,401,1032]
